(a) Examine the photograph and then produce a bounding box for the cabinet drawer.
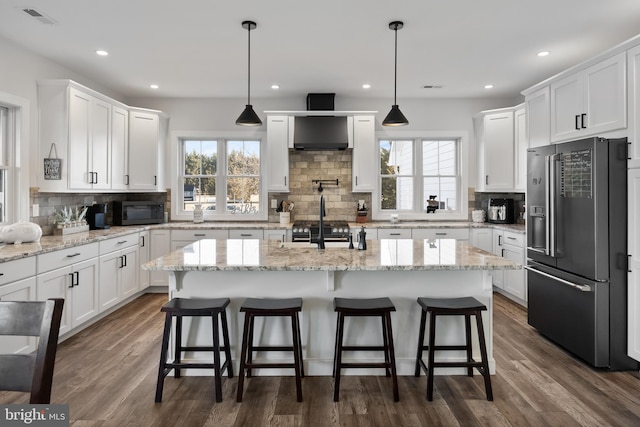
[412,228,469,240]
[0,257,37,286]
[37,242,99,274]
[171,229,229,241]
[229,229,264,239]
[99,233,140,254]
[502,230,525,247]
[378,229,412,239]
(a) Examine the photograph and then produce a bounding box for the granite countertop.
[142,238,521,272]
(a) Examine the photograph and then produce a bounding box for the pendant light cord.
[247,25,251,104]
[393,25,398,105]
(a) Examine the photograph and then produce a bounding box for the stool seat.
[415,296,492,401]
[333,297,399,402]
[237,297,304,403]
[155,297,233,403]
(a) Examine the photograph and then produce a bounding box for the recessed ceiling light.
[149,84,159,89]
[362,84,371,89]
[537,51,550,57]
[484,84,494,89]
[271,84,280,89]
[95,50,108,56]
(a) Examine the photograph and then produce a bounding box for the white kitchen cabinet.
[628,168,640,362]
[150,229,171,288]
[524,86,551,148]
[266,115,290,192]
[377,228,411,239]
[475,109,515,191]
[470,227,493,253]
[492,229,526,304]
[128,109,166,191]
[627,45,640,168]
[110,105,129,190]
[264,228,290,241]
[229,229,264,239]
[492,229,505,290]
[37,253,99,336]
[514,106,527,192]
[550,52,626,143]
[352,115,376,192]
[0,258,37,354]
[138,230,150,291]
[354,227,377,242]
[411,227,469,241]
[171,229,229,251]
[98,233,140,311]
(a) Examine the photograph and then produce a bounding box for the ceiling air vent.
[21,8,56,25]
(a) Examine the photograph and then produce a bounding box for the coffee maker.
[487,198,515,224]
[87,203,110,230]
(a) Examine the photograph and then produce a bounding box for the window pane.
[439,140,456,175]
[424,177,458,211]
[184,177,216,211]
[227,140,260,176]
[381,176,413,210]
[423,141,439,175]
[227,177,260,214]
[184,140,217,175]
[423,140,456,175]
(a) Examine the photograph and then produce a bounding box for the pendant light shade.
[236,20,262,126]
[382,21,408,127]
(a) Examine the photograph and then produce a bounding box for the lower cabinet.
[171,229,229,251]
[470,227,493,252]
[492,229,527,304]
[150,229,171,287]
[412,227,469,241]
[98,234,140,312]
[138,230,150,291]
[0,265,37,354]
[377,228,411,239]
[264,228,290,241]
[36,257,99,336]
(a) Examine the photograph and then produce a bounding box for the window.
[375,134,467,220]
[0,106,8,223]
[178,137,265,220]
[0,91,28,224]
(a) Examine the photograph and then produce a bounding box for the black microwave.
[113,201,164,225]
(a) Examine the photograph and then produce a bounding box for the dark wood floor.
[2,293,640,426]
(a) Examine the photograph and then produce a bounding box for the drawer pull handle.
[390,233,401,236]
[507,237,517,240]
[240,233,252,237]
[66,253,81,258]
[117,240,128,244]
[0,273,4,276]
[194,233,206,237]
[435,232,447,236]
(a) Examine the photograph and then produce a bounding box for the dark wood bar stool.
[236,298,304,402]
[414,297,493,401]
[333,297,399,402]
[155,298,233,403]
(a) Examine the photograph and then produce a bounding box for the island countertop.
[142,238,520,272]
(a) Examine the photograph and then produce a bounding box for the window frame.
[372,130,469,221]
[171,131,267,222]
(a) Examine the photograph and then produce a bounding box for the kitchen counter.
[144,238,520,377]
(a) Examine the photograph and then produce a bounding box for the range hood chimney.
[294,93,349,150]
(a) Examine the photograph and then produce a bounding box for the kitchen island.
[143,238,520,376]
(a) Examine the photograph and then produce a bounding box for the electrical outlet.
[32,204,39,216]
[271,199,278,209]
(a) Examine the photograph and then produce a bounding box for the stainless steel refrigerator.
[526,136,637,370]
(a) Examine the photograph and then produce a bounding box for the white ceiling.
[2,1,640,100]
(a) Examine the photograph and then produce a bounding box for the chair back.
[0,298,64,403]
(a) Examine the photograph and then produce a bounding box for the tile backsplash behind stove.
[268,150,371,223]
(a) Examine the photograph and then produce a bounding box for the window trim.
[0,91,29,223]
[170,130,267,222]
[372,130,469,221]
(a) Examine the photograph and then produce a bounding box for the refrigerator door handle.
[524,266,592,292]
[547,154,558,257]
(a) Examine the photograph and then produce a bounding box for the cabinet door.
[470,228,493,253]
[503,245,526,300]
[99,251,121,312]
[628,168,640,362]
[129,111,160,191]
[378,228,411,239]
[229,229,264,239]
[514,107,527,192]
[121,246,139,299]
[584,52,626,135]
[90,98,112,190]
[492,229,505,289]
[266,116,290,192]
[483,111,514,190]
[37,266,73,335]
[352,115,376,192]
[150,230,171,287]
[412,228,469,241]
[72,258,99,327]
[629,46,640,168]
[68,87,92,190]
[525,86,550,148]
[111,106,129,190]
[550,73,583,142]
[264,229,288,241]
[139,231,150,290]
[0,277,37,354]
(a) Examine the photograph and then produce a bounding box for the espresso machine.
[87,203,109,230]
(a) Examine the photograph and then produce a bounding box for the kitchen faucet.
[317,195,326,250]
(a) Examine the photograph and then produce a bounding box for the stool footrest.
[250,346,294,352]
[431,361,484,369]
[419,345,469,351]
[341,345,385,352]
[339,362,391,369]
[166,362,228,370]
[179,346,231,352]
[243,362,297,369]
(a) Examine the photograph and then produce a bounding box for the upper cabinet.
[266,115,291,192]
[474,108,516,191]
[525,86,550,148]
[352,115,376,192]
[628,45,640,167]
[549,52,626,143]
[37,80,166,193]
[128,109,167,192]
[514,106,527,192]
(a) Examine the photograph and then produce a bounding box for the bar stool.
[155,297,233,403]
[414,297,493,401]
[236,298,304,402]
[333,297,399,402]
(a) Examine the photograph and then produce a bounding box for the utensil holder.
[280,212,290,225]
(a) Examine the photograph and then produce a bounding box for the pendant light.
[236,20,262,126]
[382,21,409,126]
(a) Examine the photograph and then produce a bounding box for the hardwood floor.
[2,293,640,426]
